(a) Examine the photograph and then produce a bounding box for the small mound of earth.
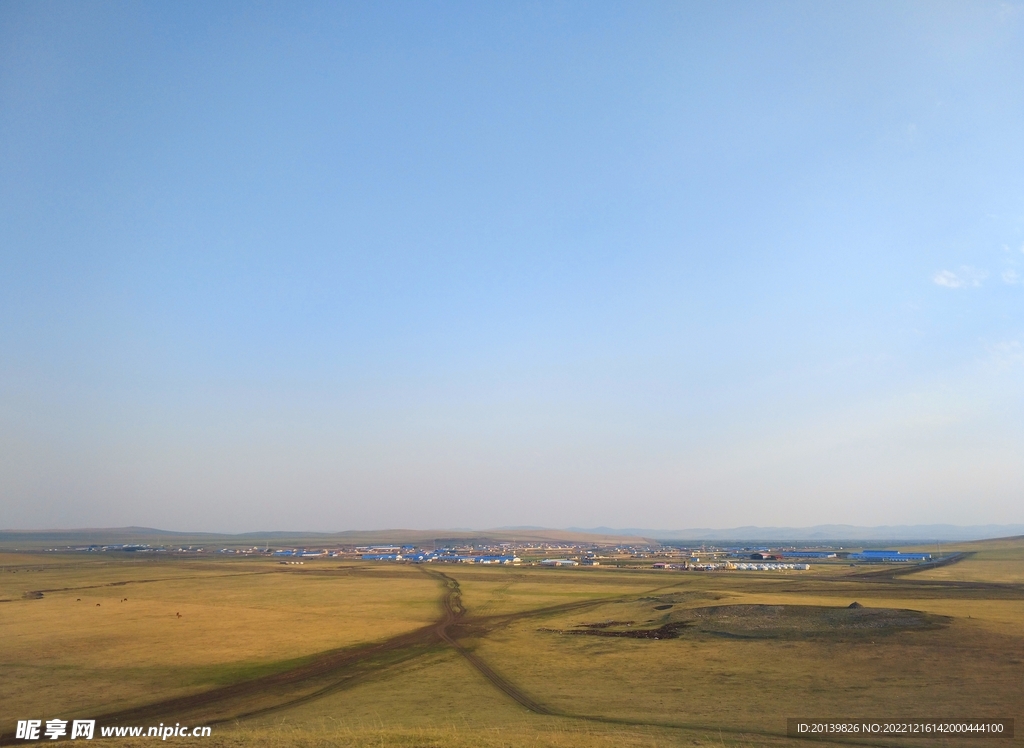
[551,604,948,641]
[681,604,947,640]
[848,602,863,608]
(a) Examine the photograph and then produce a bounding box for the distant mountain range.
[0,525,643,547]
[562,524,1024,542]
[3,524,1022,548]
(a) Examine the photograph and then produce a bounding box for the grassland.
[2,539,1022,747]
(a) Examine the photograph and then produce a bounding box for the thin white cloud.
[932,266,987,289]
[986,340,1024,371]
[933,270,963,288]
[999,2,1023,21]
[1002,268,1020,285]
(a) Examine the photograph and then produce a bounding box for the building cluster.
[848,549,931,562]
[650,560,810,571]
[357,548,521,564]
[46,544,166,553]
[40,542,937,570]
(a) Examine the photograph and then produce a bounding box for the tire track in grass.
[1,566,919,747]
[426,569,927,748]
[224,568,606,723]
[423,569,555,715]
[25,570,281,596]
[0,574,460,745]
[0,566,581,745]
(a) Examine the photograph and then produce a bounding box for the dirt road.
[422,569,556,714]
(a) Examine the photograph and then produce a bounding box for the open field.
[909,537,1024,585]
[2,539,1023,747]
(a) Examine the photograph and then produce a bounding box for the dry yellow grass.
[911,537,1024,584]
[1,559,437,717]
[139,645,823,748]
[470,599,1020,734]
[453,565,681,618]
[3,540,1023,748]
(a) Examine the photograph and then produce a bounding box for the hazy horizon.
[4,522,1024,546]
[3,2,1023,533]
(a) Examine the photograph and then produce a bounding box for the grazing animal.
[76,598,81,602]
[96,603,101,607]
[176,612,182,618]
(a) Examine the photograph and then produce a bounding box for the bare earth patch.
[546,603,950,640]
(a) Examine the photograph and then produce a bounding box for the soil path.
[1,566,910,747]
[0,571,457,745]
[0,564,588,745]
[423,570,903,748]
[421,569,557,715]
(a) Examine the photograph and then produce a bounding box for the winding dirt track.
[0,557,985,747]
[0,566,587,745]
[423,571,917,748]
[0,571,452,745]
[422,569,556,715]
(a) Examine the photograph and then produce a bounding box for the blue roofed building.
[849,550,932,562]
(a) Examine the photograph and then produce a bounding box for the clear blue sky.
[2,1,1022,532]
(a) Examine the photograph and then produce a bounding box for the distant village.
[42,541,935,570]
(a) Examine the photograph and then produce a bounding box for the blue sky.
[1,1,1022,532]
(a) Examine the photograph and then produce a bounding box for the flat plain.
[1,538,1022,747]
